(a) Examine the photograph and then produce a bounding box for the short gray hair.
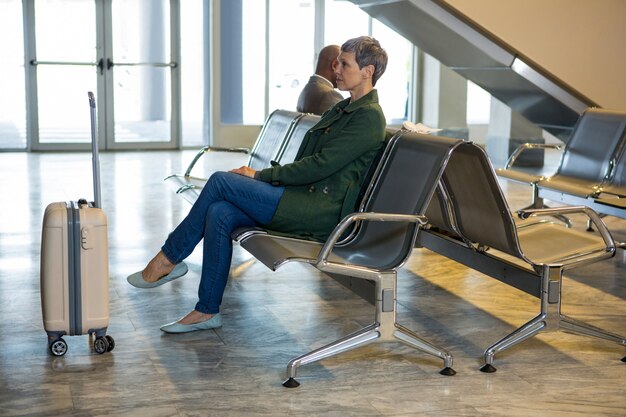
[341,36,388,86]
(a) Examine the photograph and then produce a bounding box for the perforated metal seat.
[246,110,305,171]
[421,141,625,371]
[496,109,626,222]
[537,108,626,197]
[274,113,320,165]
[593,128,626,213]
[234,131,463,387]
[164,109,307,204]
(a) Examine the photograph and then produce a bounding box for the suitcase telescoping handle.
[88,91,102,209]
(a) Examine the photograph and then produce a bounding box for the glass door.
[27,0,100,150]
[26,0,180,151]
[105,0,180,149]
[0,0,27,150]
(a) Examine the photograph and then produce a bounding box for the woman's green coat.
[257,89,386,241]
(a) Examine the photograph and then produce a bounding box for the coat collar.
[310,90,379,131]
[337,89,379,114]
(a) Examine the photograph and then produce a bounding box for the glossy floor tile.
[0,150,624,417]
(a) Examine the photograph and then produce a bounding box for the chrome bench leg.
[482,264,626,372]
[586,213,607,232]
[394,323,455,375]
[481,265,560,372]
[282,323,380,388]
[560,314,626,347]
[480,313,547,373]
[283,271,455,387]
[527,184,572,227]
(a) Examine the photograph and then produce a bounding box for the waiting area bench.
[164,112,625,385]
[234,131,462,387]
[165,109,320,204]
[496,108,626,227]
[419,139,626,372]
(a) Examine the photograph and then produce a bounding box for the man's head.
[315,45,341,87]
[340,36,387,86]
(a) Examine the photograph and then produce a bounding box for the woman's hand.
[229,166,257,178]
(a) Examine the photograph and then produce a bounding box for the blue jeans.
[161,171,284,314]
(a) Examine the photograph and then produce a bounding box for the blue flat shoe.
[127,262,188,289]
[160,314,222,334]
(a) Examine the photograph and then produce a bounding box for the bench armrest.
[517,206,616,263]
[316,212,428,267]
[504,143,562,170]
[183,145,250,177]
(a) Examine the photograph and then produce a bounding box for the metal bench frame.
[164,110,320,204]
[420,141,626,372]
[234,132,464,387]
[497,108,626,228]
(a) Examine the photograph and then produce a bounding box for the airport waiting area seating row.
[419,141,624,372]
[164,109,626,387]
[496,108,626,225]
[165,110,320,203]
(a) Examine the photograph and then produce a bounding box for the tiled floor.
[0,149,624,416]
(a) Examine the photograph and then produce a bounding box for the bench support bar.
[482,265,626,371]
[283,272,455,387]
[521,183,572,227]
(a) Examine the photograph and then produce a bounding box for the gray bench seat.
[233,131,463,387]
[496,108,626,227]
[420,140,625,372]
[164,110,319,204]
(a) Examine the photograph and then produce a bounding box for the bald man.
[296,45,344,115]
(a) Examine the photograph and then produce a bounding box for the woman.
[128,36,388,333]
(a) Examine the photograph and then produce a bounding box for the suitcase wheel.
[93,336,109,354]
[105,335,115,352]
[49,339,68,357]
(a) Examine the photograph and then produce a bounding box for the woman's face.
[334,51,371,92]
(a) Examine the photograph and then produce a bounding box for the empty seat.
[246,110,303,171]
[496,108,626,214]
[274,113,320,165]
[164,109,305,204]
[421,141,625,371]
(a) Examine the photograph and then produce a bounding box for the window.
[371,20,412,124]
[324,0,369,48]
[181,0,207,147]
[325,0,412,124]
[467,80,491,125]
[268,0,315,114]
[0,0,26,149]
[111,0,171,143]
[229,0,316,125]
[241,0,266,124]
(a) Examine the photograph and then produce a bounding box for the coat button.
[324,127,331,134]
[322,186,329,194]
[308,185,315,193]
